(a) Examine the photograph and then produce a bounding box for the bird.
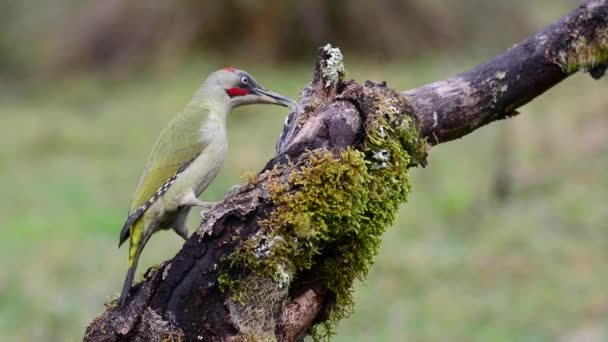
[117,68,296,307]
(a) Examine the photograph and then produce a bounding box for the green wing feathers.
[119,107,209,246]
[130,107,210,213]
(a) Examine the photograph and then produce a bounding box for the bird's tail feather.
[119,257,139,307]
[119,209,145,247]
[119,221,145,307]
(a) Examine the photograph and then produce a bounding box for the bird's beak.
[254,87,297,109]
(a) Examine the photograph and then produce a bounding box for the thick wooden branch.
[85,2,607,341]
[405,0,608,145]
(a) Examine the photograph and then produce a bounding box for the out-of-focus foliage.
[1,0,575,75]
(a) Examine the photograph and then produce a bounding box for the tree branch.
[85,2,608,341]
[405,0,608,145]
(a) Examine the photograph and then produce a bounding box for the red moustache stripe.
[226,87,249,97]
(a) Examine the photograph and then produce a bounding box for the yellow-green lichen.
[221,87,427,339]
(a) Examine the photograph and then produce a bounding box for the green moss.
[218,272,241,302]
[554,29,608,74]
[221,86,427,339]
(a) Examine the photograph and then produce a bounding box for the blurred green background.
[1,0,608,341]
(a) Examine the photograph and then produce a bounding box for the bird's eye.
[241,76,248,84]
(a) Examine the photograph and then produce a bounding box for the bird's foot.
[181,192,217,209]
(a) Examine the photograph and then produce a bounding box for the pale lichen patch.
[321,44,345,88]
[162,263,172,280]
[537,34,548,45]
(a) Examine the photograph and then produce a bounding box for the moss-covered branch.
[85,2,608,341]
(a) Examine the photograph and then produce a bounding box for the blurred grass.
[0,56,607,341]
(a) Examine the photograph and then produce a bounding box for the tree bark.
[84,1,608,341]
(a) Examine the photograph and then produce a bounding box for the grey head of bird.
[194,67,297,110]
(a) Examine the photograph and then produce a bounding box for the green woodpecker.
[118,68,295,306]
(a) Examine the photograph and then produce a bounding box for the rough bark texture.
[85,2,608,341]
